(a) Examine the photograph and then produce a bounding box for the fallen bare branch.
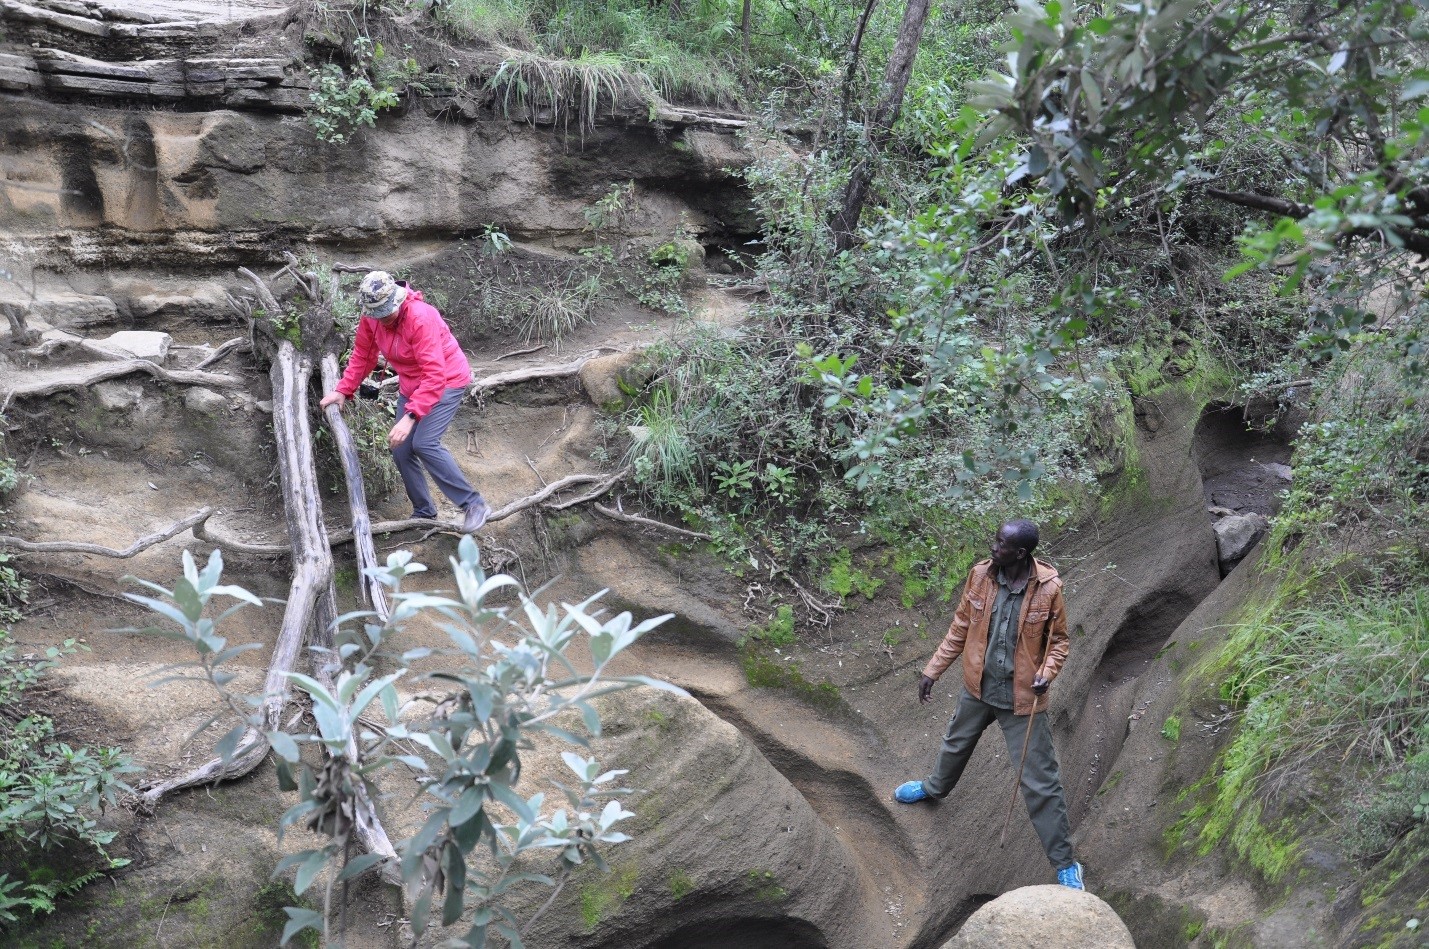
[593,503,711,540]
[1,508,213,558]
[495,344,548,362]
[189,471,636,558]
[490,468,631,519]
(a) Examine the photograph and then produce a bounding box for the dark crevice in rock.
[644,916,829,949]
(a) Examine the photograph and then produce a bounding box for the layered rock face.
[1,0,752,347]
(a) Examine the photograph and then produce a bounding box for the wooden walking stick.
[1000,701,1037,848]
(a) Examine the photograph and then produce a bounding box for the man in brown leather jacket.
[892,519,1084,890]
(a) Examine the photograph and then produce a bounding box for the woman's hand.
[319,391,347,411]
[388,414,415,448]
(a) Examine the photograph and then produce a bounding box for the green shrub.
[122,543,673,946]
[0,628,138,929]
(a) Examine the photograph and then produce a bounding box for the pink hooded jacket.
[335,287,471,419]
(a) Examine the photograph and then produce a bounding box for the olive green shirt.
[980,568,1027,709]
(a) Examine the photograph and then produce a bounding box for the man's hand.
[918,675,936,704]
[1032,675,1050,696]
[387,414,415,448]
[319,391,347,411]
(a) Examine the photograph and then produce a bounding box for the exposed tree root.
[469,350,609,399]
[593,503,712,540]
[5,359,245,399]
[0,508,214,558]
[187,471,635,558]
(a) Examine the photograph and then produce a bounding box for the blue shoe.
[1057,861,1085,890]
[893,781,929,804]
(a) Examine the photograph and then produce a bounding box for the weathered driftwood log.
[0,508,214,558]
[320,353,390,621]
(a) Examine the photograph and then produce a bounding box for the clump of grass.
[1175,585,1429,881]
[624,386,702,488]
[488,49,653,139]
[520,272,599,346]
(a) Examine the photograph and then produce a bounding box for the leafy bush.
[125,542,678,946]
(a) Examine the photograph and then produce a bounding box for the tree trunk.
[741,0,752,65]
[830,0,933,251]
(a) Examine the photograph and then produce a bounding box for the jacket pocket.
[968,597,986,611]
[1025,609,1048,624]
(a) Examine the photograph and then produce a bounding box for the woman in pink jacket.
[319,271,489,532]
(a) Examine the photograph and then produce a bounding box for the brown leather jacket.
[922,557,1070,715]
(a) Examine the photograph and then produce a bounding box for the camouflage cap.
[357,270,407,318]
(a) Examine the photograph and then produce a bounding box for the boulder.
[30,293,117,329]
[1213,512,1268,564]
[183,386,229,415]
[93,330,172,362]
[93,381,142,411]
[579,350,648,410]
[942,885,1135,949]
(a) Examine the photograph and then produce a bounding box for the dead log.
[320,352,390,622]
[141,266,333,794]
[142,264,400,885]
[0,508,213,558]
[140,338,330,803]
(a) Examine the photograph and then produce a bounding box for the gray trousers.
[394,388,480,518]
[922,688,1076,869]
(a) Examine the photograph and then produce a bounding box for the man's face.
[989,526,1026,569]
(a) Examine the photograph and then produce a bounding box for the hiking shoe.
[893,781,929,804]
[462,497,490,533]
[1057,862,1085,890]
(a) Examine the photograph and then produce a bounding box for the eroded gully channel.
[617,401,1295,949]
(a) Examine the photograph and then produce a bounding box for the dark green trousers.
[921,687,1076,869]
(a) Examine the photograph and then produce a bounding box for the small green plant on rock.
[744,605,796,648]
[306,37,403,145]
[667,868,694,900]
